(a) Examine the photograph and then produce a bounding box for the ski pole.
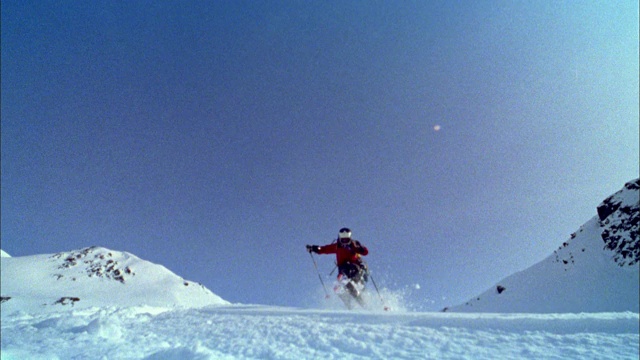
[329,265,337,276]
[369,273,390,311]
[308,251,330,298]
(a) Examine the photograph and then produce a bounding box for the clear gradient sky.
[2,1,638,310]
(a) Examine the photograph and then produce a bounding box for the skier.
[306,227,369,307]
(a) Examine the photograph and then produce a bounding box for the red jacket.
[316,240,368,266]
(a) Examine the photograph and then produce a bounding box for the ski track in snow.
[2,305,638,360]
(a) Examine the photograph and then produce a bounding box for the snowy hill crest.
[1,246,228,313]
[448,178,640,313]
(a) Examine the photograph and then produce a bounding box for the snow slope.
[1,249,11,258]
[1,305,638,360]
[448,179,639,313]
[0,246,228,313]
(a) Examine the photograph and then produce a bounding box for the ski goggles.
[338,228,352,239]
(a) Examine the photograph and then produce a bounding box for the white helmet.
[338,227,352,239]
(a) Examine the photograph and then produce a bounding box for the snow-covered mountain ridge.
[448,178,639,313]
[0,246,228,313]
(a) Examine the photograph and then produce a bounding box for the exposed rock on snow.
[447,178,640,313]
[0,246,228,313]
[51,246,136,284]
[53,297,80,306]
[598,179,639,266]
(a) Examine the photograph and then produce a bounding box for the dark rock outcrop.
[598,179,639,266]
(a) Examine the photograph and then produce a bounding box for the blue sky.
[2,1,638,310]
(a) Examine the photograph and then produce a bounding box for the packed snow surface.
[2,305,638,360]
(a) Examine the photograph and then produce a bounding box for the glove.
[306,245,320,253]
[351,241,365,254]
